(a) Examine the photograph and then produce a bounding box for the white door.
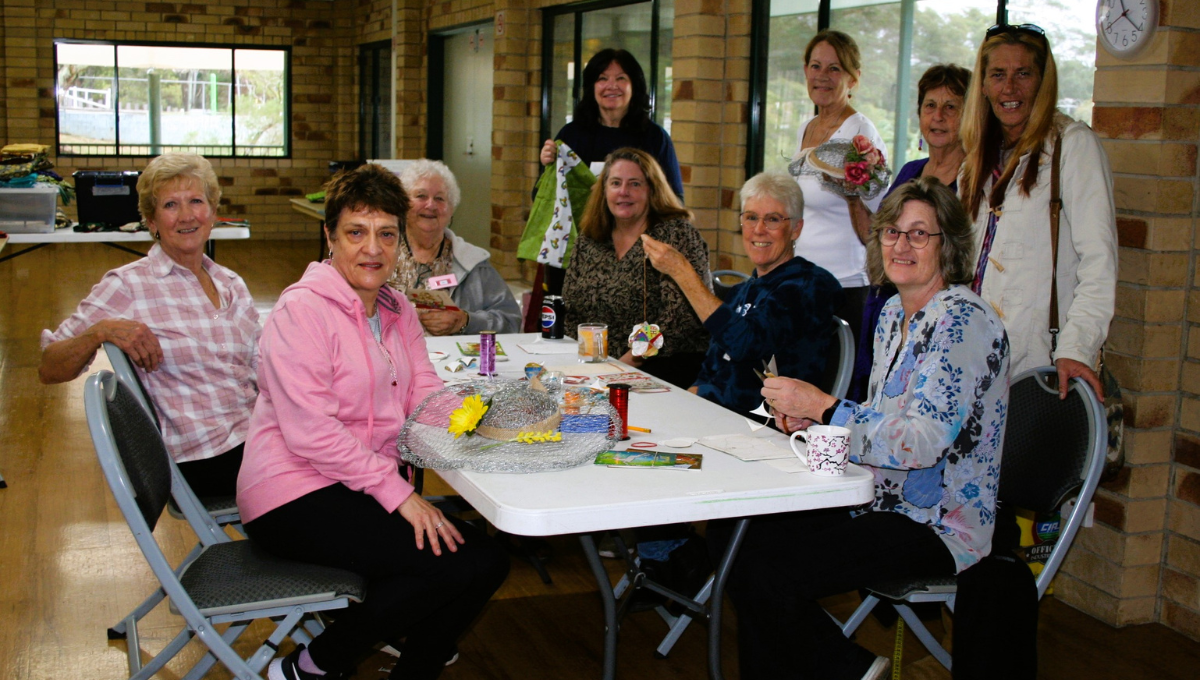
[442,26,494,250]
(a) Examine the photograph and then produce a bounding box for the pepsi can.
[541,295,564,339]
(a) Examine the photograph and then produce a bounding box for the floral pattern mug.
[790,425,851,476]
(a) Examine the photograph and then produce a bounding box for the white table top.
[424,333,874,537]
[5,226,250,244]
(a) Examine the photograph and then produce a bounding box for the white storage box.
[0,185,58,233]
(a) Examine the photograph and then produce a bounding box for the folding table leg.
[579,533,617,680]
[708,518,750,680]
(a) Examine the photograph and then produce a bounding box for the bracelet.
[457,311,470,334]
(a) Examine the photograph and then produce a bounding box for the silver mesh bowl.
[398,379,621,473]
[787,138,891,201]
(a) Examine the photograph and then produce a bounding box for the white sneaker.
[861,656,891,680]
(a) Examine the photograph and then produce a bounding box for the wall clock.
[1096,0,1159,59]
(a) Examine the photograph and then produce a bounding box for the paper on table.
[517,339,580,355]
[545,362,625,376]
[698,434,793,461]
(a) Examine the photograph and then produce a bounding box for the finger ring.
[435,521,445,529]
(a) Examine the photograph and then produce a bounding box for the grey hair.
[866,176,975,287]
[398,159,461,210]
[740,171,804,221]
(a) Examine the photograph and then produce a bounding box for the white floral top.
[829,285,1010,573]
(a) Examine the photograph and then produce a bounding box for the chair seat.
[867,575,957,601]
[175,540,365,617]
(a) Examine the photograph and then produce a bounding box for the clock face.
[1096,0,1158,58]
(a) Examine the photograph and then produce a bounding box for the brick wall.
[1065,0,1200,640]
[0,0,371,240]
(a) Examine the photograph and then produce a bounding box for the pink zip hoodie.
[237,261,443,523]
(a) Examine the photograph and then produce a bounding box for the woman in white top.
[790,30,886,343]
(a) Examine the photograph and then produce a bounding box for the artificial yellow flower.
[513,431,563,444]
[448,394,489,439]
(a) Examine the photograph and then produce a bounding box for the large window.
[54,41,290,158]
[752,0,1097,175]
[541,0,675,141]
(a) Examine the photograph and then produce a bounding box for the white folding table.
[0,225,251,264]
[422,333,874,680]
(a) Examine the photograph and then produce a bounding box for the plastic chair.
[711,269,750,303]
[86,371,365,680]
[651,315,855,658]
[837,366,1108,671]
[101,342,243,640]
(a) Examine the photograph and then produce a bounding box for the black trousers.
[709,509,955,680]
[176,443,243,498]
[950,505,1038,679]
[244,483,510,679]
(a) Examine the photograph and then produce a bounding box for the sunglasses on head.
[986,23,1046,40]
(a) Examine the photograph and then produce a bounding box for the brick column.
[671,0,752,272]
[1069,0,1200,640]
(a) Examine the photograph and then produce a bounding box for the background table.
[0,226,251,264]
[422,333,874,679]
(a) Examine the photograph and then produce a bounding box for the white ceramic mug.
[789,425,851,476]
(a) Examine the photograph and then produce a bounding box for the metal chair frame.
[86,371,363,680]
[837,367,1109,671]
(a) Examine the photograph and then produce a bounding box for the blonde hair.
[579,148,691,241]
[137,153,221,223]
[960,30,1059,221]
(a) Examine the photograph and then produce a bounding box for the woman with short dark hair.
[238,164,509,680]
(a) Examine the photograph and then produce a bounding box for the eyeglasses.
[985,23,1046,40]
[880,227,943,249]
[739,212,791,231]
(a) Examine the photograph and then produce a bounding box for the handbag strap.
[1049,132,1063,351]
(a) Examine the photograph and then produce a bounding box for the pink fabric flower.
[845,161,871,186]
[852,135,873,155]
[865,148,883,168]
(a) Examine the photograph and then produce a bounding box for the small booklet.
[456,341,508,357]
[595,450,703,470]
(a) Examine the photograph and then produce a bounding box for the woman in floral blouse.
[561,147,711,388]
[712,177,1010,680]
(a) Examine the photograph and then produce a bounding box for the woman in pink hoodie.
[237,165,509,680]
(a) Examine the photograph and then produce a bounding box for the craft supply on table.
[428,351,448,362]
[660,437,698,448]
[444,357,477,372]
[478,331,498,376]
[589,371,670,393]
[456,340,509,359]
[608,383,630,440]
[595,450,703,470]
[698,433,793,461]
[627,425,651,434]
[762,456,810,474]
[524,362,544,381]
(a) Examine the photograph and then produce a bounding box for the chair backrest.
[103,342,161,431]
[85,371,173,532]
[711,269,750,303]
[999,366,1107,599]
[817,316,855,400]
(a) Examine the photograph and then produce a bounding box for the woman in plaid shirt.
[40,154,259,499]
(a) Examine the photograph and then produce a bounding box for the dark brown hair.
[917,63,972,110]
[323,163,410,240]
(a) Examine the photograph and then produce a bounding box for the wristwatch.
[456,311,470,335]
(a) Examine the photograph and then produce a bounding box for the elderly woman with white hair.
[643,171,843,416]
[387,159,520,335]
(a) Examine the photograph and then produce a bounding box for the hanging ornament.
[629,249,663,358]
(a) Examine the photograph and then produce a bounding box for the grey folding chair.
[711,269,750,302]
[651,315,855,658]
[102,342,243,641]
[837,366,1108,670]
[86,371,365,680]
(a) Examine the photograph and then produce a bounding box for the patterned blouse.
[562,217,711,359]
[828,285,1010,573]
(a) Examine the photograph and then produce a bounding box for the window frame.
[53,38,292,159]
